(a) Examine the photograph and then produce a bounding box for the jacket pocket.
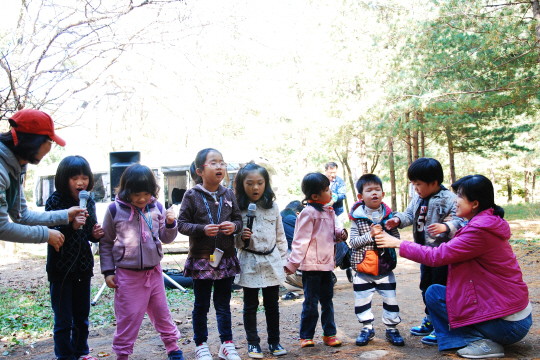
[155,240,163,258]
[357,250,379,275]
[113,244,126,263]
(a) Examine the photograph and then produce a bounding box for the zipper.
[138,212,143,270]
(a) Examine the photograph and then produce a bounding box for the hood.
[192,183,227,197]
[350,201,393,222]
[0,142,24,180]
[467,208,511,241]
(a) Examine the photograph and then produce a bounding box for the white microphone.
[78,190,89,230]
[372,211,381,225]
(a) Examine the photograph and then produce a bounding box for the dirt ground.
[1,224,539,360]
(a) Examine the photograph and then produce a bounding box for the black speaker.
[109,151,140,197]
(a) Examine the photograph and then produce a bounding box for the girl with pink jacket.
[284,173,348,349]
[376,175,532,359]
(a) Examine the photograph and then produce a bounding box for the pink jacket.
[400,208,529,329]
[286,204,344,272]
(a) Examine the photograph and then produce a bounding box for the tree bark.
[533,172,536,203]
[524,170,530,203]
[412,112,419,161]
[419,112,425,157]
[507,174,513,203]
[343,156,357,200]
[405,112,412,167]
[445,126,456,184]
[533,0,540,49]
[388,136,397,211]
[360,135,368,175]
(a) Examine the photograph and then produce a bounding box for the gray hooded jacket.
[0,142,68,243]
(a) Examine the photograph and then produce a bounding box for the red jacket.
[400,208,529,329]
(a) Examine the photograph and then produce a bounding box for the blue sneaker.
[386,328,405,346]
[168,349,184,360]
[421,330,437,345]
[356,327,375,346]
[410,317,433,336]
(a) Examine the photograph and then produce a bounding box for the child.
[349,174,403,347]
[100,164,183,360]
[234,164,288,358]
[46,155,104,360]
[385,158,462,345]
[284,172,348,348]
[177,148,243,360]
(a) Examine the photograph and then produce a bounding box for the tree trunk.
[524,171,530,203]
[419,112,425,157]
[533,172,536,203]
[360,135,368,175]
[533,0,540,48]
[342,155,357,200]
[405,112,412,167]
[388,136,397,211]
[506,175,513,203]
[337,154,351,218]
[445,126,456,184]
[412,112,419,161]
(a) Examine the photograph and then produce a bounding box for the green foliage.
[504,203,540,221]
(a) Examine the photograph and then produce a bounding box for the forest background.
[1,0,539,216]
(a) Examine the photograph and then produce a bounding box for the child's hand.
[443,215,453,222]
[47,229,65,252]
[219,221,236,235]
[72,213,86,230]
[241,228,252,241]
[165,207,176,224]
[284,266,293,275]
[204,224,220,237]
[105,275,118,289]
[92,224,105,239]
[340,228,348,241]
[370,224,383,237]
[385,217,400,230]
[427,223,448,236]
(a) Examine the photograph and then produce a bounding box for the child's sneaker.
[421,330,438,345]
[456,339,504,359]
[322,335,341,347]
[168,349,185,360]
[300,339,315,348]
[219,341,241,360]
[385,328,405,346]
[78,356,98,360]
[195,342,213,360]
[410,317,433,336]
[355,328,375,346]
[268,343,287,356]
[247,344,263,359]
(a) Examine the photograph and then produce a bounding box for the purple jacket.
[286,204,344,272]
[100,198,177,274]
[400,208,529,329]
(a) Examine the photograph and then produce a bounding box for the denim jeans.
[425,284,533,351]
[192,277,233,345]
[300,271,336,339]
[419,264,448,315]
[243,286,280,345]
[50,277,91,360]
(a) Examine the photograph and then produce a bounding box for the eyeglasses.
[203,161,227,169]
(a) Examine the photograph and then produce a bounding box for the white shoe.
[219,341,241,360]
[195,342,213,360]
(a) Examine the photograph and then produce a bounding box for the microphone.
[245,203,257,248]
[78,191,89,230]
[372,211,381,225]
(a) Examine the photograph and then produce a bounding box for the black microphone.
[245,203,257,248]
[78,190,89,230]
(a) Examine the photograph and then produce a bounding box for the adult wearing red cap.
[0,109,81,251]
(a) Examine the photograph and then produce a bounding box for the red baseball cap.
[9,109,66,147]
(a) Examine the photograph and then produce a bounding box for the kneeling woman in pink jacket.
[377,175,532,359]
[285,173,348,349]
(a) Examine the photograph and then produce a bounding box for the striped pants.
[353,271,401,326]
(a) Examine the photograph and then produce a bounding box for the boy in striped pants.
[349,174,404,347]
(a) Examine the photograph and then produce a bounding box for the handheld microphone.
[372,211,381,225]
[245,203,257,248]
[78,191,89,230]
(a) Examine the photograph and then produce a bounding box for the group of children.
[45,148,461,360]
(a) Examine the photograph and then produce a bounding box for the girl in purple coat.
[376,175,532,359]
[100,164,183,360]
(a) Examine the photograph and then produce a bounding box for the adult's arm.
[0,182,67,244]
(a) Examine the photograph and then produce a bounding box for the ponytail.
[492,204,505,219]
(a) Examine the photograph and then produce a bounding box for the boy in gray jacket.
[385,158,462,346]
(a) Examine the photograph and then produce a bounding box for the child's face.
[243,171,265,203]
[130,192,152,209]
[69,173,90,200]
[313,186,332,204]
[411,180,440,199]
[197,151,226,187]
[358,182,384,210]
